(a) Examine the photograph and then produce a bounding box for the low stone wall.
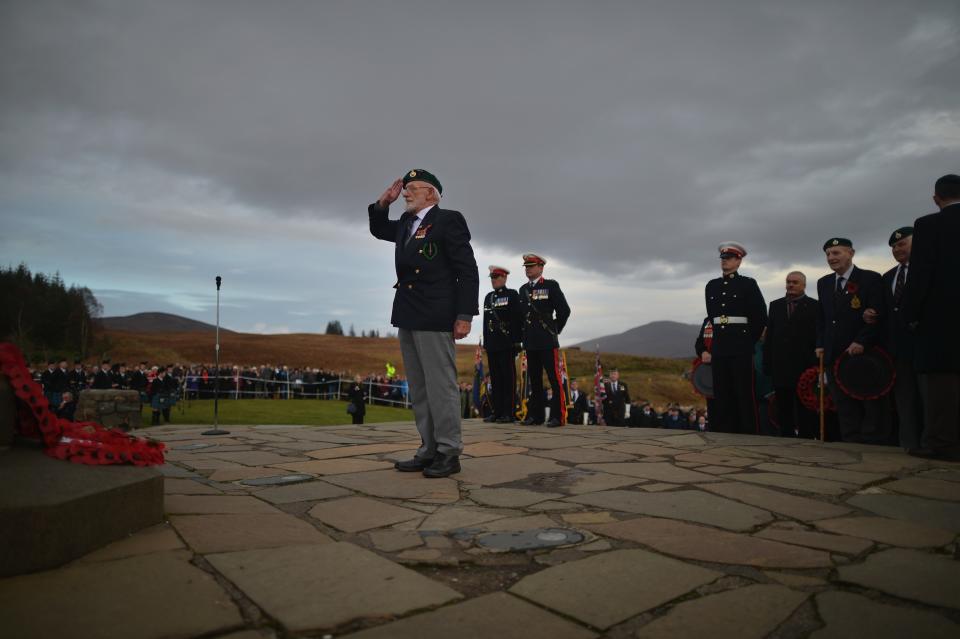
[77,389,143,431]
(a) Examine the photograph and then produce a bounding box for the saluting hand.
[378,178,404,208]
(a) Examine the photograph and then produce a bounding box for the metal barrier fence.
[180,374,412,408]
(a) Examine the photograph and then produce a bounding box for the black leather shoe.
[422,453,461,478]
[496,416,515,424]
[483,414,497,423]
[394,456,434,472]
[545,418,564,428]
[520,417,540,426]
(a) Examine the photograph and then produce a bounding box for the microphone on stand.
[203,275,229,436]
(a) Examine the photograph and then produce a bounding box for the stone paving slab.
[0,551,243,639]
[566,488,773,531]
[304,442,421,460]
[78,523,185,562]
[814,516,956,548]
[163,477,223,494]
[366,529,424,552]
[164,494,282,514]
[673,451,759,467]
[323,469,460,503]
[881,477,960,502]
[341,592,596,639]
[847,493,960,532]
[456,454,567,485]
[589,517,832,568]
[811,591,959,639]
[516,435,613,449]
[253,479,353,504]
[307,496,424,532]
[207,450,307,466]
[463,441,530,457]
[735,445,860,464]
[920,468,960,483]
[418,505,517,531]
[598,442,686,457]
[207,466,295,482]
[726,472,857,495]
[838,548,960,609]
[579,462,722,483]
[171,513,332,553]
[753,461,889,485]
[754,527,873,555]
[698,482,852,521]
[469,487,564,507]
[559,470,646,495]
[528,446,635,464]
[207,542,462,633]
[635,584,808,639]
[272,458,395,475]
[510,548,720,629]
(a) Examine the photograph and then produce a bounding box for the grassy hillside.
[101,329,703,409]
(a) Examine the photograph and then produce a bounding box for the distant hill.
[573,320,700,359]
[98,312,233,333]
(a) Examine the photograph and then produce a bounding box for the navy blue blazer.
[815,266,882,366]
[369,203,479,331]
[878,264,914,361]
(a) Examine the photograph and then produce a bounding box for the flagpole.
[203,275,229,436]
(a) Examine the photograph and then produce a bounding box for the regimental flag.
[593,345,606,425]
[559,349,571,406]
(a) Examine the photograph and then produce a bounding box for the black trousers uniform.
[483,286,522,420]
[519,277,571,424]
[704,272,767,434]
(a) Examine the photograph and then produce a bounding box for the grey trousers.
[398,328,463,457]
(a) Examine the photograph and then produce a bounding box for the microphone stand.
[203,275,229,436]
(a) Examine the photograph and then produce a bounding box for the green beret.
[823,237,853,251]
[402,169,442,195]
[888,226,913,246]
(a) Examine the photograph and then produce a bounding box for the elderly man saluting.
[369,170,479,478]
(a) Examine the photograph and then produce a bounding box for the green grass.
[141,399,413,426]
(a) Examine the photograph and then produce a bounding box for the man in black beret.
[815,238,886,443]
[901,175,960,460]
[702,243,767,434]
[369,170,479,477]
[864,226,924,450]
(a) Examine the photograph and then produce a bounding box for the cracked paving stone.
[163,477,223,495]
[510,548,720,629]
[366,529,424,552]
[469,487,564,508]
[207,542,462,633]
[418,505,517,531]
[253,479,353,504]
[698,482,852,521]
[164,494,283,514]
[566,489,773,531]
[323,469,459,503]
[837,548,960,609]
[578,462,722,484]
[559,470,645,495]
[811,591,959,639]
[725,472,857,495]
[528,446,635,464]
[171,512,332,553]
[881,477,960,502]
[847,494,960,532]
[751,462,888,485]
[463,441,530,457]
[272,458,395,475]
[588,517,832,568]
[307,496,423,532]
[754,527,872,555]
[814,516,956,548]
[304,442,421,460]
[635,584,808,639]
[456,454,567,486]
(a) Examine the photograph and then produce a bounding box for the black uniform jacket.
[519,278,571,351]
[816,266,882,366]
[901,203,960,373]
[483,287,522,352]
[369,203,480,331]
[603,381,631,415]
[879,264,914,361]
[763,295,819,388]
[704,272,767,357]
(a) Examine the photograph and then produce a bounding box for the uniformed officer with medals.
[482,265,522,423]
[702,242,767,433]
[518,253,571,427]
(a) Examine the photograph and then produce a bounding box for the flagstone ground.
[2,420,958,638]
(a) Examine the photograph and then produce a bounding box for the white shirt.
[892,262,909,294]
[407,205,434,239]
[835,265,855,290]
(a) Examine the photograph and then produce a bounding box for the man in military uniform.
[763,272,819,438]
[603,368,630,426]
[369,169,479,478]
[864,227,923,450]
[482,265,522,423]
[518,253,571,427]
[815,237,885,443]
[702,243,767,433]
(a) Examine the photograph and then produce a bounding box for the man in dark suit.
[603,369,630,426]
[567,378,589,426]
[91,360,114,389]
[702,243,767,434]
[864,227,924,450]
[901,175,960,460]
[815,238,885,443]
[763,271,819,438]
[482,265,522,423]
[519,253,571,427]
[369,170,479,478]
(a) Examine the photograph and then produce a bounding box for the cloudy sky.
[2,0,958,345]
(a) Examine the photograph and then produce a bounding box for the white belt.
[713,315,748,325]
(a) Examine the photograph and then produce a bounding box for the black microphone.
[216,275,222,290]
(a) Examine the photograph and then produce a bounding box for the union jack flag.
[593,345,606,425]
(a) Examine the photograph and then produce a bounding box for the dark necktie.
[787,300,796,319]
[836,276,845,294]
[403,216,417,245]
[894,266,907,304]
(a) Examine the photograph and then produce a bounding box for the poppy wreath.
[833,346,896,401]
[0,342,165,466]
[796,366,836,412]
